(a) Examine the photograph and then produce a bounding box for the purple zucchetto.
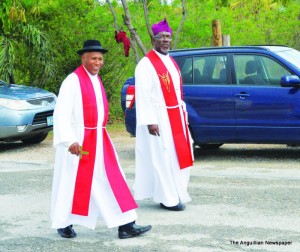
[151,18,172,36]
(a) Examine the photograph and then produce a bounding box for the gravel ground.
[0,126,300,252]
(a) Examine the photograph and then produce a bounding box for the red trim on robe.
[146,50,193,169]
[71,65,137,216]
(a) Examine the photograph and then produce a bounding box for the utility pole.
[212,19,222,46]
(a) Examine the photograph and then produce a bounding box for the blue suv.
[121,46,300,149]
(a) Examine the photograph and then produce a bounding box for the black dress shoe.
[57,225,77,238]
[118,222,152,239]
[160,202,186,211]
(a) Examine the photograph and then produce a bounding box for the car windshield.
[275,48,300,70]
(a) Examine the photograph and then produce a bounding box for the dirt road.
[0,126,300,252]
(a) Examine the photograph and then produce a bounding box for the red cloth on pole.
[115,31,131,57]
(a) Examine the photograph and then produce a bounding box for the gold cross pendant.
[79,146,89,159]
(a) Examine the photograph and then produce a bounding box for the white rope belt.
[71,125,106,130]
[154,103,182,109]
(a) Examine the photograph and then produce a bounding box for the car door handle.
[235,92,249,99]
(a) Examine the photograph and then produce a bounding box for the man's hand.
[68,142,81,156]
[148,124,160,136]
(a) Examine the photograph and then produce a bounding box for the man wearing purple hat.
[51,39,151,239]
[134,19,194,211]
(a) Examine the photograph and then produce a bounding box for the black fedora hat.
[77,39,108,55]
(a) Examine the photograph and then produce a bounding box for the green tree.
[41,0,139,120]
[1,0,300,121]
[0,0,55,86]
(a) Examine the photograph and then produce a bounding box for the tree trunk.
[129,35,141,63]
[121,0,148,57]
[142,0,154,41]
[106,0,142,62]
[173,0,186,49]
[9,73,15,84]
[106,0,119,32]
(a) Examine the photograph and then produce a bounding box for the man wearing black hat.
[51,40,151,239]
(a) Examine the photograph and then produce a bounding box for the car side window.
[261,57,292,85]
[176,55,227,85]
[234,54,292,86]
[177,57,193,84]
[193,55,227,85]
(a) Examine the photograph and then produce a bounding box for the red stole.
[71,65,137,216]
[147,50,193,169]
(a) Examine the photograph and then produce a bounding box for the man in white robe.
[51,40,151,239]
[133,19,194,211]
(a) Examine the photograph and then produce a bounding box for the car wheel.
[21,132,48,144]
[199,143,223,150]
[192,142,197,152]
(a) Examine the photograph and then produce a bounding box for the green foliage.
[0,37,17,78]
[215,0,300,48]
[1,0,300,121]
[0,0,55,85]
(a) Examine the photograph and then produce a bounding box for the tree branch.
[173,0,186,49]
[142,0,154,41]
[121,0,148,57]
[106,0,119,32]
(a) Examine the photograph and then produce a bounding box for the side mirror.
[280,75,300,87]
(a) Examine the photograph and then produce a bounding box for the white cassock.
[51,69,137,229]
[133,50,193,207]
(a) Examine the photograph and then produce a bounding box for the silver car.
[0,80,57,144]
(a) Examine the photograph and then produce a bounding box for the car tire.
[21,132,48,144]
[199,143,223,150]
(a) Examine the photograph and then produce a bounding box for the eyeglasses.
[154,34,172,41]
